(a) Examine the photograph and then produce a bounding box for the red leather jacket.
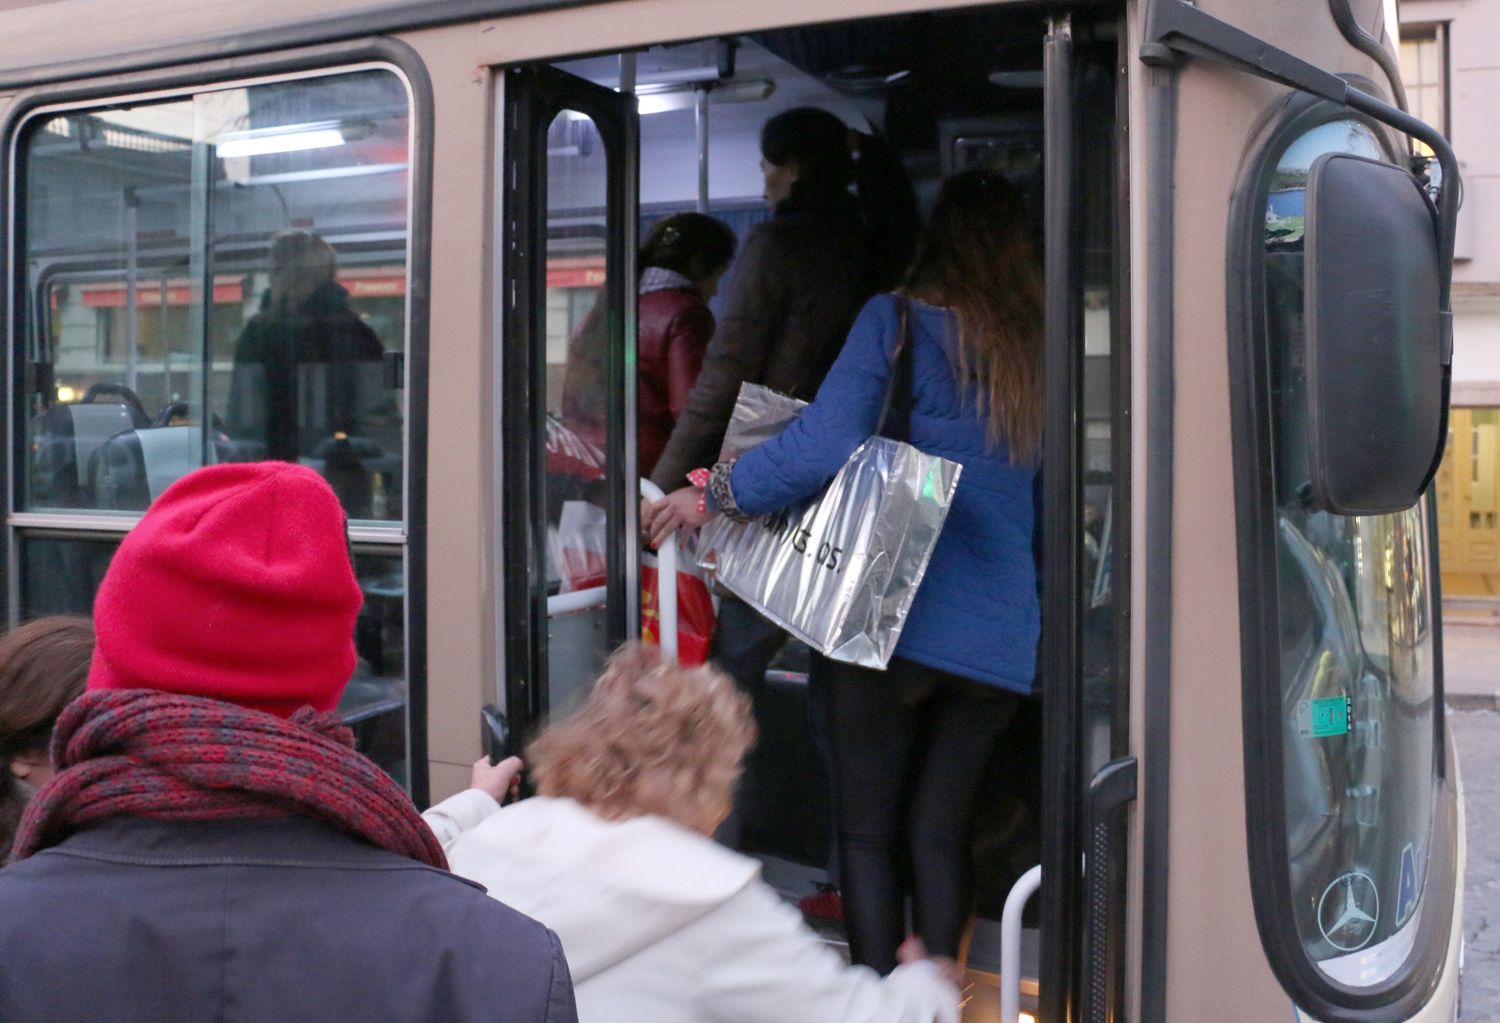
[637,286,714,481]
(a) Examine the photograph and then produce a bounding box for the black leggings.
[826,657,1020,974]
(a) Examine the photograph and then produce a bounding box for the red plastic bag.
[641,545,716,667]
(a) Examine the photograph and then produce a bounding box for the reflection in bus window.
[545,109,614,707]
[1262,118,1436,985]
[20,68,410,524]
[14,66,416,788]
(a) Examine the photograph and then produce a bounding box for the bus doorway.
[496,7,1129,1020]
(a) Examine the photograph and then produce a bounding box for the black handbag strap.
[878,295,916,443]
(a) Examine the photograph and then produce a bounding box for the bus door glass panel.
[503,66,637,728]
[12,68,415,786]
[1262,119,1436,984]
[544,106,615,715]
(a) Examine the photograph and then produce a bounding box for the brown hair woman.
[656,169,1045,973]
[0,616,94,862]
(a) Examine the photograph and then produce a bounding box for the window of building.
[1399,25,1448,147]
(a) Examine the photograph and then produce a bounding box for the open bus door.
[493,14,1138,1022]
[499,65,640,729]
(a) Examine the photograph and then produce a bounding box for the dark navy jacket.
[729,293,1041,693]
[0,815,577,1023]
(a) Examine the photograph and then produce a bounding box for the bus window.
[13,66,418,789]
[19,68,410,525]
[1257,118,1437,986]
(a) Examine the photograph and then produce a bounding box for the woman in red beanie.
[0,462,578,1023]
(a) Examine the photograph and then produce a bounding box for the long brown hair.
[903,170,1044,463]
[0,616,94,861]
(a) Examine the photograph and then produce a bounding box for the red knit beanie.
[87,462,363,717]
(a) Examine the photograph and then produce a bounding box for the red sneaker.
[799,883,844,922]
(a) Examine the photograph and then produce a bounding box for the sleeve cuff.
[707,459,751,522]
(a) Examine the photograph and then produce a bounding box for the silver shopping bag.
[696,383,961,669]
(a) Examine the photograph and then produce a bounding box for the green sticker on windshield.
[1296,696,1352,738]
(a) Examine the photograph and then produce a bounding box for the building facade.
[1400,0,1500,606]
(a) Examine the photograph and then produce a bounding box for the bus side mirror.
[1303,151,1448,516]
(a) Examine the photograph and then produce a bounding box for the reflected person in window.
[226,229,386,464]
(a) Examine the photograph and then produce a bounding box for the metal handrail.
[1001,864,1043,1023]
[640,478,677,660]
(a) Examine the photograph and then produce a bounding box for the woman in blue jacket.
[649,170,1043,973]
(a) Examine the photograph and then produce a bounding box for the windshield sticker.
[1396,843,1420,926]
[1296,695,1352,738]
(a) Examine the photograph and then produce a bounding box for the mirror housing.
[1303,152,1448,516]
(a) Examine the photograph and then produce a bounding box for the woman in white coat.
[425,644,959,1023]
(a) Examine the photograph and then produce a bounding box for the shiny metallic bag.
[696,380,962,669]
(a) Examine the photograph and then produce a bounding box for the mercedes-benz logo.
[1317,871,1380,953]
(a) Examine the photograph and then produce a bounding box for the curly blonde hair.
[528,644,756,836]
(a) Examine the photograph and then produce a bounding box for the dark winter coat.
[227,281,386,462]
[728,294,1040,693]
[649,189,871,490]
[0,815,578,1023]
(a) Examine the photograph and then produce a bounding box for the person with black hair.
[563,212,737,479]
[643,107,918,886]
[646,107,918,495]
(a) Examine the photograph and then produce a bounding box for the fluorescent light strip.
[217,128,344,159]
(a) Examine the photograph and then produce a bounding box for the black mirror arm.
[1142,0,1460,488]
[1143,0,1459,311]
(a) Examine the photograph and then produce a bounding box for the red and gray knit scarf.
[7,688,445,869]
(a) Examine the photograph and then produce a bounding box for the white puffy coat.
[424,792,958,1023]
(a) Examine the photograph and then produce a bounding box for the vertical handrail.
[640,479,677,660]
[1001,864,1043,1023]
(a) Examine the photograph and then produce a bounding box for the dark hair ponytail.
[760,107,919,291]
[760,107,855,196]
[639,213,737,281]
[851,130,920,292]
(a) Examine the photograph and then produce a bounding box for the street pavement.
[1445,621,1500,710]
[1453,708,1499,1019]
[1443,618,1499,1017]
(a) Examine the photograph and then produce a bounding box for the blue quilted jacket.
[728,293,1040,693]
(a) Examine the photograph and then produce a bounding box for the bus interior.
[517,6,1125,1014]
[17,4,1127,1015]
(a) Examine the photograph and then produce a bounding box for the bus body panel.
[0,1,1466,1020]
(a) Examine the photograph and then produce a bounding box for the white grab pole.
[546,585,609,617]
[640,479,678,660]
[1000,864,1043,1023]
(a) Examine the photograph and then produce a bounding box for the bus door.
[1036,14,1136,1023]
[498,65,640,732]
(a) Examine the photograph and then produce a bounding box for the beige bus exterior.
[0,1,1465,1021]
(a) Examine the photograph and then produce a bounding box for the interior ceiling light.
[216,121,346,158]
[635,77,775,116]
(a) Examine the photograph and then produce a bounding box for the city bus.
[0,0,1465,1020]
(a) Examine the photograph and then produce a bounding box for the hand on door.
[469,756,524,805]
